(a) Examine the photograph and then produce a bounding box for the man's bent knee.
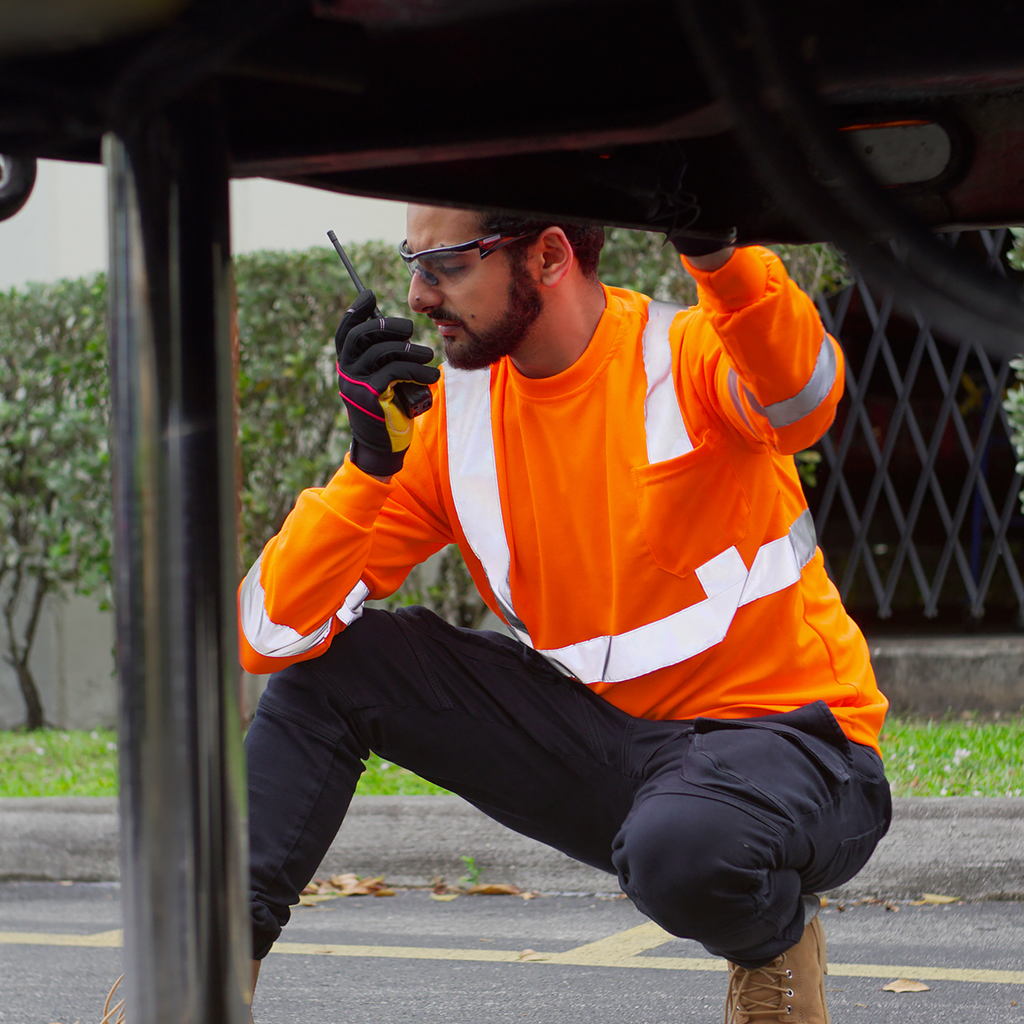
[611,794,800,953]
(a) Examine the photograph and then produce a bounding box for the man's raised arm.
[238,288,445,674]
[683,246,844,454]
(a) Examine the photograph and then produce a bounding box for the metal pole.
[105,88,250,1023]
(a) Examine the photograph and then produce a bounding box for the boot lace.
[100,974,125,1024]
[725,955,795,1023]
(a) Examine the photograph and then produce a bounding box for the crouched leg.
[612,704,891,969]
[612,789,806,966]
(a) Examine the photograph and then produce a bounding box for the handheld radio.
[327,230,434,418]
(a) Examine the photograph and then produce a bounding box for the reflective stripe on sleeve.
[742,332,837,429]
[239,554,367,658]
[335,579,371,626]
[727,368,759,438]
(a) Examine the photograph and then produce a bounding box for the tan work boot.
[724,915,829,1024]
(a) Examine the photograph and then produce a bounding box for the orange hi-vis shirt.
[239,247,888,754]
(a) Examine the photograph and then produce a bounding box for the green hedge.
[0,275,112,728]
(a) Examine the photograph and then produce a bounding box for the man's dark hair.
[476,212,605,278]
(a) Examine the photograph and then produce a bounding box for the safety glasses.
[399,232,538,287]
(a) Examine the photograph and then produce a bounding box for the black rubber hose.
[677,0,1024,358]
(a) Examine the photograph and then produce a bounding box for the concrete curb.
[869,637,1024,715]
[1,795,1021,900]
[0,798,120,883]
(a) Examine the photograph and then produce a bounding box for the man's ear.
[534,227,574,288]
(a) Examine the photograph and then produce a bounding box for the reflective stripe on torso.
[444,299,817,685]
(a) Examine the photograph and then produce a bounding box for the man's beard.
[436,261,543,371]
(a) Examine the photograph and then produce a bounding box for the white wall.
[230,177,407,255]
[0,587,117,730]
[0,159,409,290]
[0,159,108,289]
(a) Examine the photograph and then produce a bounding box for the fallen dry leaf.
[518,949,548,961]
[818,896,829,908]
[520,891,540,900]
[882,979,930,993]
[430,892,459,902]
[348,877,387,895]
[297,893,339,906]
[836,902,846,912]
[328,874,360,893]
[915,893,960,905]
[854,1003,868,1008]
[884,901,900,913]
[312,873,391,896]
[464,883,521,896]
[373,887,396,897]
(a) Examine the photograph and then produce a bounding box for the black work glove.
[335,289,440,477]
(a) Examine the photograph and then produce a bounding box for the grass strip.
[1,715,1020,798]
[355,753,451,796]
[0,733,448,798]
[0,728,119,797]
[879,714,1023,797]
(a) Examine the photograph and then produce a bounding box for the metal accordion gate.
[808,230,1024,631]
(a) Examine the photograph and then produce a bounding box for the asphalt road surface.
[0,881,1021,1023]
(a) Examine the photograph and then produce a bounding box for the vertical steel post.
[105,89,250,1023]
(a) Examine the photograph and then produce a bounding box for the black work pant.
[245,606,891,967]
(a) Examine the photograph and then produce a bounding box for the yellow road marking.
[829,963,1024,985]
[2,925,1022,986]
[541,920,673,965]
[0,929,122,947]
[272,942,522,962]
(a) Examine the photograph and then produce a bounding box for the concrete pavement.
[2,882,1023,1024]
[2,795,1022,900]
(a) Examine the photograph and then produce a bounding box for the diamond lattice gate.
[809,230,1024,630]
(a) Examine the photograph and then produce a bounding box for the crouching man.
[238,205,891,1023]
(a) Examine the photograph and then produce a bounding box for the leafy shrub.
[1005,357,1024,512]
[1002,229,1024,512]
[235,242,441,569]
[0,274,112,728]
[598,228,850,305]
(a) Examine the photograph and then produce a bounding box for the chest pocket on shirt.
[631,434,751,581]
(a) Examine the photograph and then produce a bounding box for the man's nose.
[408,272,440,314]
